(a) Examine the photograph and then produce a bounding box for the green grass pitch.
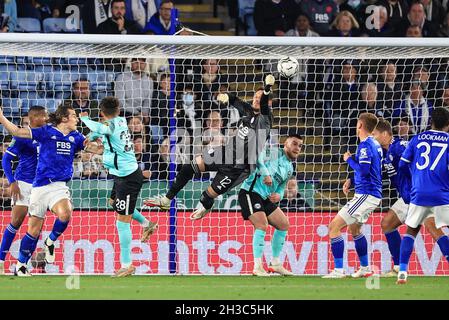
[1,276,449,299]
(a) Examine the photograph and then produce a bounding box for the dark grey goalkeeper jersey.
[225,91,273,169]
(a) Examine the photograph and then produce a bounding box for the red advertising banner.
[1,210,448,275]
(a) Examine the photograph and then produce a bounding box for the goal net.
[0,34,448,275]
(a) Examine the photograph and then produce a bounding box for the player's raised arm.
[217,92,253,116]
[79,112,113,135]
[345,149,371,177]
[0,107,32,138]
[398,136,415,174]
[260,74,275,116]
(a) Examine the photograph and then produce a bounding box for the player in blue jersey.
[0,107,48,275]
[323,113,383,279]
[81,97,157,277]
[373,118,449,277]
[238,133,302,276]
[0,105,102,276]
[396,107,449,284]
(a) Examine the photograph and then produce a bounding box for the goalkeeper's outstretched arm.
[217,92,253,116]
[260,74,275,116]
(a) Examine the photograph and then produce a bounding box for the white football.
[277,56,299,79]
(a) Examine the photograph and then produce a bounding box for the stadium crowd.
[0,0,448,212]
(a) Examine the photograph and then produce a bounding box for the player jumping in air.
[81,97,158,277]
[396,107,449,284]
[0,105,103,276]
[373,118,449,277]
[239,132,303,276]
[145,75,275,220]
[323,113,383,279]
[0,107,48,274]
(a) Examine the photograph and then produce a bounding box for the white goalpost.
[0,34,448,275]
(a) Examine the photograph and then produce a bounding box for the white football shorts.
[11,180,33,207]
[338,194,381,225]
[29,182,71,219]
[405,204,449,229]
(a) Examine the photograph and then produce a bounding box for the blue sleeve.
[31,126,48,142]
[75,133,86,153]
[398,138,413,177]
[2,152,16,184]
[400,137,415,164]
[6,138,21,157]
[347,157,370,177]
[358,143,373,165]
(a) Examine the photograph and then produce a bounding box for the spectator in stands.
[176,84,200,133]
[279,177,312,211]
[97,0,141,34]
[63,78,100,136]
[253,0,300,36]
[133,134,152,179]
[150,73,170,138]
[394,116,412,140]
[82,0,111,34]
[143,0,180,35]
[115,57,154,121]
[359,82,384,117]
[300,0,339,36]
[125,0,157,30]
[393,80,433,133]
[438,12,449,37]
[127,115,152,150]
[420,0,444,32]
[364,6,395,37]
[377,63,402,118]
[17,0,57,19]
[1,0,17,32]
[285,13,320,37]
[401,2,436,37]
[73,151,107,179]
[324,59,360,148]
[376,0,409,34]
[193,59,227,110]
[339,0,367,28]
[328,10,361,36]
[405,24,423,36]
[202,110,226,152]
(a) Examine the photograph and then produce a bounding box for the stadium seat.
[10,71,44,92]
[26,57,52,65]
[43,18,80,33]
[44,70,80,93]
[88,72,115,92]
[25,98,62,113]
[30,65,54,73]
[18,91,43,101]
[91,90,111,101]
[16,18,42,33]
[0,56,15,64]
[1,98,22,116]
[0,64,16,73]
